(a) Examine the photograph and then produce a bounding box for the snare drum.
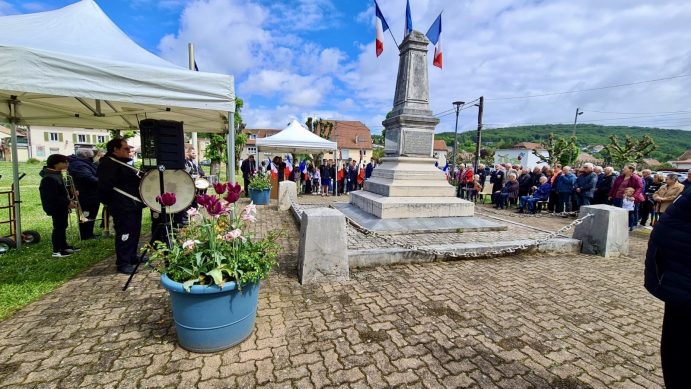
[194,177,210,190]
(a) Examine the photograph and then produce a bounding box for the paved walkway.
[0,197,664,388]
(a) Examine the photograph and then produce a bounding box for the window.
[96,135,106,143]
[36,146,45,157]
[247,146,257,154]
[77,134,88,143]
[49,132,59,141]
[49,147,59,154]
[249,134,257,140]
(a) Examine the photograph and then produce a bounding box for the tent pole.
[9,100,22,249]
[188,43,198,156]
[227,111,235,184]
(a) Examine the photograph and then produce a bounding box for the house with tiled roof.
[236,128,282,161]
[513,141,543,150]
[671,150,691,169]
[433,139,449,165]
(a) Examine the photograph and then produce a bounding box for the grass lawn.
[0,161,155,321]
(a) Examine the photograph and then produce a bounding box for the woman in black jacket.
[644,190,691,387]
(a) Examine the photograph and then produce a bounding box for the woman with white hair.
[67,148,100,239]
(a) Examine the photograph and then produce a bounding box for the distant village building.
[433,139,449,166]
[0,125,140,162]
[575,152,603,166]
[641,158,662,169]
[671,150,691,169]
[494,142,548,169]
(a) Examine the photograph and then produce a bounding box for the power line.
[485,73,691,101]
[584,109,691,115]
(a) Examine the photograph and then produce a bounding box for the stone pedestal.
[278,181,297,211]
[298,208,349,284]
[572,205,629,257]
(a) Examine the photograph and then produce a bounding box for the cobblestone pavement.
[0,196,664,388]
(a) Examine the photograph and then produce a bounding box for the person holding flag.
[426,13,443,68]
[284,154,294,182]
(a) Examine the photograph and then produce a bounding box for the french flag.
[426,13,443,69]
[404,0,412,37]
[374,0,389,57]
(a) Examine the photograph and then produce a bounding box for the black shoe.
[65,246,81,253]
[117,264,136,275]
[516,209,524,213]
[52,250,72,258]
[138,255,149,264]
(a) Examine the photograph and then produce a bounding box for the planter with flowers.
[150,182,279,353]
[248,172,272,205]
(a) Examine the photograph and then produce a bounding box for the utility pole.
[451,101,465,178]
[474,96,484,173]
[572,107,583,137]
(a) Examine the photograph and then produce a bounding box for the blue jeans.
[519,196,542,212]
[577,195,592,207]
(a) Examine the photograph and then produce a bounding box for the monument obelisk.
[348,30,474,221]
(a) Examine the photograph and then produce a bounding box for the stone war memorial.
[335,31,503,235]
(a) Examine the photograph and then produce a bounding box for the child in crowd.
[622,187,636,231]
[312,169,321,195]
[469,174,482,202]
[39,154,80,257]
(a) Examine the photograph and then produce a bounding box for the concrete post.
[278,181,297,211]
[572,204,629,257]
[298,208,349,284]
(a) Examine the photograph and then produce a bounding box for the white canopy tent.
[256,119,339,195]
[0,0,236,248]
[256,119,337,154]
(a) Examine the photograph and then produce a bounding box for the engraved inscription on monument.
[384,129,400,155]
[402,131,432,156]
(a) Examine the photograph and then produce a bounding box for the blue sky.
[3,0,691,135]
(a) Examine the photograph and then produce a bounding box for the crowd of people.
[453,162,690,231]
[38,140,206,275]
[242,156,378,196]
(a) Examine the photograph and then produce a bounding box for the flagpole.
[188,43,198,156]
[388,29,399,48]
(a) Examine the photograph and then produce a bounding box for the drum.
[139,169,196,214]
[194,177,210,190]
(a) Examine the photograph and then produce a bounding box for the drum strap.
[113,187,142,203]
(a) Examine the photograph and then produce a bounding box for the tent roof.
[0,0,234,133]
[256,119,337,153]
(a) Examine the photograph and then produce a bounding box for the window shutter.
[44,132,48,141]
[73,134,77,143]
[59,133,64,142]
[86,135,91,143]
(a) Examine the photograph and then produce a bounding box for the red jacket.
[609,174,645,203]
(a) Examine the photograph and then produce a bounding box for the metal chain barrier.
[476,205,579,219]
[342,211,592,260]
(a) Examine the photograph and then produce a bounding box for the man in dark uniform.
[97,139,143,275]
[240,155,256,196]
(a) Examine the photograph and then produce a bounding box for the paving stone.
[0,198,666,388]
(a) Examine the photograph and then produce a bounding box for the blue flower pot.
[160,274,259,353]
[249,188,270,205]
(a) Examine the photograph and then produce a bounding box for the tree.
[372,147,384,162]
[305,117,334,167]
[532,133,579,166]
[601,134,656,169]
[204,97,245,176]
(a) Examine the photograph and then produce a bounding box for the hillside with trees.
[433,124,691,163]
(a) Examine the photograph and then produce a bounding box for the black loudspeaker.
[139,119,185,170]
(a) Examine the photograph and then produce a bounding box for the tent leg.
[227,111,235,184]
[9,120,22,249]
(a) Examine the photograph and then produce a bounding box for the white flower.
[182,240,201,250]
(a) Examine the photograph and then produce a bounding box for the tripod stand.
[123,165,172,291]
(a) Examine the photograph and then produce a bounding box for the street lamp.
[452,101,465,177]
[573,108,584,137]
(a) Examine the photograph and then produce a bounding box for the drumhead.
[139,169,196,213]
[195,177,210,190]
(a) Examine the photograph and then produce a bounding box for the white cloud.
[347,0,691,132]
[239,70,333,107]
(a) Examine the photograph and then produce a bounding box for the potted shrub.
[149,182,279,353]
[248,172,272,205]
